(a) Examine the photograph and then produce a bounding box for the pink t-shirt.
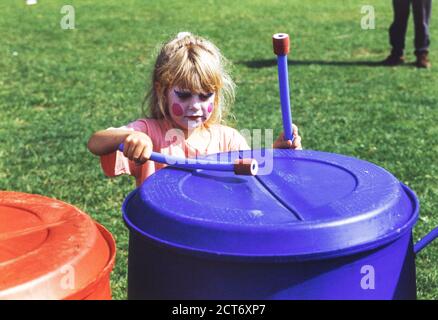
[100,118,250,186]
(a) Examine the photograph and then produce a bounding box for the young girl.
[87,32,302,186]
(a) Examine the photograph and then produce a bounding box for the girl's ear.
[154,81,162,92]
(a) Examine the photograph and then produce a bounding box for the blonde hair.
[143,32,236,127]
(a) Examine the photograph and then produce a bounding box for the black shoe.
[415,52,431,69]
[381,54,405,66]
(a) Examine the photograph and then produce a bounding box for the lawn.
[0,0,437,300]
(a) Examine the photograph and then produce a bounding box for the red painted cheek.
[207,103,213,113]
[172,103,184,116]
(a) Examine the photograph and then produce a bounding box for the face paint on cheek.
[171,103,184,116]
[207,103,213,113]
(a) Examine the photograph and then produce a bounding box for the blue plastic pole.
[273,33,294,142]
[117,144,258,175]
[277,55,294,141]
[414,226,438,254]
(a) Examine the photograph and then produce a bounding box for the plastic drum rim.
[122,181,419,262]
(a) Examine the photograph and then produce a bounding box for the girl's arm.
[87,129,133,156]
[87,129,153,164]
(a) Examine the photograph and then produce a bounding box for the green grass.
[1,0,437,299]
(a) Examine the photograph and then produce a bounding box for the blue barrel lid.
[122,149,419,261]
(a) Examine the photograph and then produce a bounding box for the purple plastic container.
[122,149,438,300]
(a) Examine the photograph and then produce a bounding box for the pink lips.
[186,116,202,121]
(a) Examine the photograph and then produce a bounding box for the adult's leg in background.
[389,0,411,56]
[412,0,432,55]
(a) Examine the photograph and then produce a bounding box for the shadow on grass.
[239,59,414,68]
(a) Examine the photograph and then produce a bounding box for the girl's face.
[167,86,216,131]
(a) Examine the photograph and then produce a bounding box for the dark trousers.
[389,0,432,56]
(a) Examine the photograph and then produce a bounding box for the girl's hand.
[123,132,153,164]
[273,124,302,150]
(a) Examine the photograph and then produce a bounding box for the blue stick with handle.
[117,143,258,176]
[273,33,294,142]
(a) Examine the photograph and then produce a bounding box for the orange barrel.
[0,191,116,300]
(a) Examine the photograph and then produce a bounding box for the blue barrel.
[122,149,432,299]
